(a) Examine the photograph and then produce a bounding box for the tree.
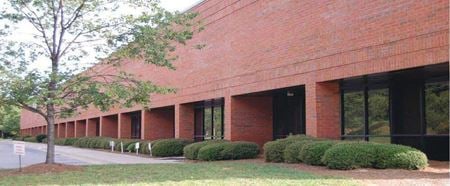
[0,105,20,138]
[0,0,202,164]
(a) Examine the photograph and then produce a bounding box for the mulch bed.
[0,163,83,178]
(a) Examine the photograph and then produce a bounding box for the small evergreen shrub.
[63,138,79,146]
[221,141,259,160]
[264,135,315,162]
[322,142,379,170]
[283,140,314,163]
[36,134,47,143]
[299,140,336,165]
[23,136,37,142]
[54,138,67,145]
[198,143,229,161]
[374,144,428,170]
[151,138,193,157]
[140,141,153,154]
[183,140,228,160]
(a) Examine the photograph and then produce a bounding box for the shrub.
[221,141,259,160]
[183,140,228,160]
[115,139,138,152]
[54,138,66,145]
[63,138,79,146]
[126,141,145,152]
[23,136,37,142]
[36,134,47,143]
[283,140,313,163]
[374,144,428,170]
[73,137,90,148]
[322,142,379,170]
[198,143,229,161]
[140,141,153,154]
[299,141,336,165]
[264,135,315,162]
[151,138,193,157]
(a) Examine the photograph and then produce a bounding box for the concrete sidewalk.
[0,140,183,169]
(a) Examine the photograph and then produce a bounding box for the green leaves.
[0,0,201,119]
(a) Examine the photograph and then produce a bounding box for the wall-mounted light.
[287,91,294,97]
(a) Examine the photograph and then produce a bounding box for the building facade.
[20,0,449,160]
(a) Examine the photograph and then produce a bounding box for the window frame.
[194,98,224,140]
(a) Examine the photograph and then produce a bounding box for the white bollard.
[148,143,152,157]
[110,141,115,152]
[120,142,123,153]
[135,142,140,155]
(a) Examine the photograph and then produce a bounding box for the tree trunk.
[45,109,55,164]
[46,56,58,164]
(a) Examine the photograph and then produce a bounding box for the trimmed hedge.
[196,141,260,161]
[264,135,316,162]
[322,142,428,170]
[198,143,228,161]
[23,136,37,142]
[322,142,378,170]
[36,134,47,143]
[299,141,337,165]
[151,138,193,157]
[183,140,227,160]
[283,140,314,163]
[374,144,428,169]
[221,141,259,160]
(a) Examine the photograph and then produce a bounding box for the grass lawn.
[0,162,356,186]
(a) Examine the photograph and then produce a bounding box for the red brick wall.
[20,0,449,142]
[58,123,66,138]
[143,107,175,140]
[118,113,131,139]
[101,115,118,138]
[228,96,273,147]
[54,124,59,138]
[175,103,195,139]
[305,81,341,138]
[75,120,86,137]
[66,122,75,138]
[87,118,99,137]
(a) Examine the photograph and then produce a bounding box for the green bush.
[73,137,89,148]
[17,135,31,141]
[63,138,79,146]
[283,140,313,163]
[115,139,138,152]
[264,135,315,162]
[151,138,193,157]
[221,141,259,160]
[183,140,228,160]
[126,141,144,152]
[198,143,229,161]
[36,134,47,143]
[322,142,380,170]
[139,141,153,154]
[23,136,37,142]
[299,141,336,165]
[322,142,429,170]
[374,144,428,170]
[54,138,66,145]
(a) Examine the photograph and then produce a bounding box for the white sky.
[161,0,203,12]
[2,0,203,73]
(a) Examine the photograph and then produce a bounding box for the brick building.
[20,0,449,160]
